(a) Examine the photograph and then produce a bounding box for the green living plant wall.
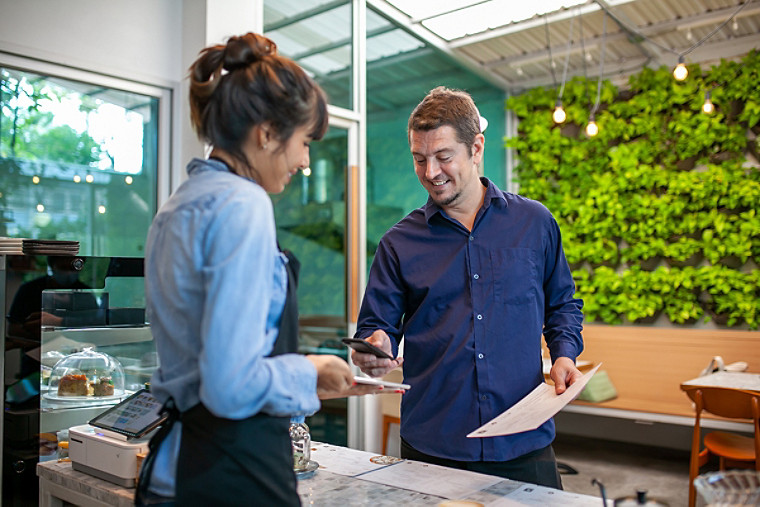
[506,50,760,329]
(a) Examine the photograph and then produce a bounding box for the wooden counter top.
[39,442,606,506]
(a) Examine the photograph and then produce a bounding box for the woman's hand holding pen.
[350,330,403,378]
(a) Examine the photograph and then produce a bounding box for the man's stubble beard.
[432,189,460,208]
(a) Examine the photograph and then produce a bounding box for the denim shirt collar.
[187,157,232,177]
[187,157,262,186]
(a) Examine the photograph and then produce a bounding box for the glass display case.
[1,254,151,506]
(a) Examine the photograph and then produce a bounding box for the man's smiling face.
[410,125,483,210]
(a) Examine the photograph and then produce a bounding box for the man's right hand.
[350,330,402,378]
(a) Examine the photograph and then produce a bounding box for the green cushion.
[576,370,618,402]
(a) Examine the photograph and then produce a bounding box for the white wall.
[0,0,183,85]
[0,0,260,196]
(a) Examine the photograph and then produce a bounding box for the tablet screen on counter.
[89,388,168,439]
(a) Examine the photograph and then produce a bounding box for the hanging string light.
[671,0,751,81]
[578,7,590,114]
[702,90,715,114]
[554,12,576,124]
[673,56,688,81]
[544,16,562,123]
[586,11,607,137]
[552,100,567,123]
[545,14,576,124]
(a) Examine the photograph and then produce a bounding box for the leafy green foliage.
[507,51,760,328]
[1,70,102,164]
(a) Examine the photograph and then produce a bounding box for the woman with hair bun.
[137,33,374,506]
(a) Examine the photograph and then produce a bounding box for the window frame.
[0,52,173,211]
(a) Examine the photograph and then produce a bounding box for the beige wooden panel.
[570,325,760,417]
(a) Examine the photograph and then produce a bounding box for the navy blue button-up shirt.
[356,178,583,462]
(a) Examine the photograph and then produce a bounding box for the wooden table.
[680,371,760,392]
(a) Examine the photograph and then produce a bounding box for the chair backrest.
[684,386,760,507]
[683,385,760,421]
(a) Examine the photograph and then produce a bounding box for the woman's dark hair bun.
[189,31,328,173]
[222,33,277,71]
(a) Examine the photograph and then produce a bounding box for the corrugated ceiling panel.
[267,0,759,97]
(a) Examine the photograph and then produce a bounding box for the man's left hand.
[550,357,583,395]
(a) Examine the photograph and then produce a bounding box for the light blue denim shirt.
[144,158,319,496]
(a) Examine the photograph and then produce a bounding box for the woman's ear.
[253,123,272,150]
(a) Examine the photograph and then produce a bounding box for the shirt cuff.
[548,341,579,363]
[275,354,320,417]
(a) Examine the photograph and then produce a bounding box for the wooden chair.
[682,386,760,507]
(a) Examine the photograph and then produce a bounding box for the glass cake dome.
[48,348,125,399]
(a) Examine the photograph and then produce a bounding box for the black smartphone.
[342,338,393,359]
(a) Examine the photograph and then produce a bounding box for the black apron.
[137,250,301,506]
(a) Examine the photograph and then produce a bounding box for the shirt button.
[476,314,483,320]
[473,274,479,280]
[478,353,484,359]
[469,236,474,241]
[481,395,487,400]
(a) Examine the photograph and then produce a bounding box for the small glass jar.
[56,429,70,460]
[289,422,311,471]
[57,441,69,461]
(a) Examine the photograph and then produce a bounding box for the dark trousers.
[400,438,563,490]
[176,404,300,507]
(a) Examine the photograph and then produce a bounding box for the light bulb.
[552,102,566,124]
[302,167,311,177]
[586,121,599,137]
[673,58,688,81]
[125,176,133,185]
[32,175,40,184]
[73,175,81,183]
[37,204,45,212]
[702,91,714,114]
[86,174,94,183]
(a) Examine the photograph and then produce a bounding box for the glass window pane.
[264,0,353,110]
[274,126,347,325]
[365,9,505,271]
[0,67,158,256]
[273,126,348,446]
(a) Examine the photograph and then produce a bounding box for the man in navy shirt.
[351,86,584,489]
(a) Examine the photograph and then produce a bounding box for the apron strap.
[135,398,179,506]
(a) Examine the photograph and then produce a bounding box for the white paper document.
[467,363,601,438]
[490,483,612,506]
[359,459,503,499]
[310,442,397,476]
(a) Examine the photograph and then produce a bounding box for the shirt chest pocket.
[490,248,538,304]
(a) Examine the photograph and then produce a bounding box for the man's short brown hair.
[407,86,480,151]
